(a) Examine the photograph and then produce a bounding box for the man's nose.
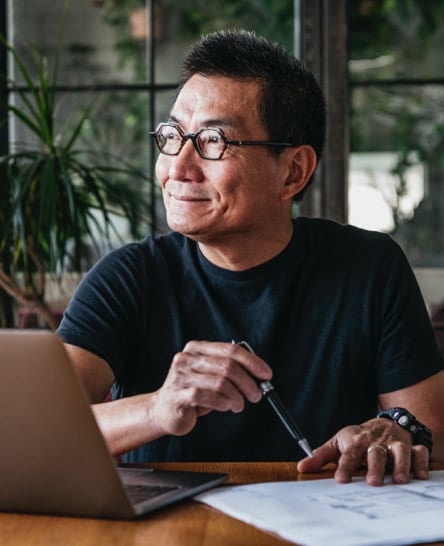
[169,138,203,181]
[179,135,199,157]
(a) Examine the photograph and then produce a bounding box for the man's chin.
[167,219,206,240]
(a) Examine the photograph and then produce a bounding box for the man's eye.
[201,131,221,145]
[165,130,179,139]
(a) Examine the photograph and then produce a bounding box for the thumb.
[297,438,339,472]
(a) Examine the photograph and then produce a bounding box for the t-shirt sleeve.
[57,243,147,381]
[375,236,444,393]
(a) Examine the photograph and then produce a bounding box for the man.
[57,30,444,486]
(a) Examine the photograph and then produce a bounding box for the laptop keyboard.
[126,484,180,504]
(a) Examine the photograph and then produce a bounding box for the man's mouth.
[169,192,210,202]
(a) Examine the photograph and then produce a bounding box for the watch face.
[398,415,410,427]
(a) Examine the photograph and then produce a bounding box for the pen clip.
[232,340,255,354]
[232,340,270,393]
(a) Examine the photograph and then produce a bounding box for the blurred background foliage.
[2,0,444,328]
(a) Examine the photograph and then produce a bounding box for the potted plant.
[0,34,149,329]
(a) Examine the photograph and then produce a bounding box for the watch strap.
[377,407,432,453]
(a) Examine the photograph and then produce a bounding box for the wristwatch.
[377,407,433,453]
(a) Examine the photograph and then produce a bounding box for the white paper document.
[195,470,444,546]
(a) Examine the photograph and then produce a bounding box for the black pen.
[232,340,313,458]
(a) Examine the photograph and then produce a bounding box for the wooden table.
[1,462,443,546]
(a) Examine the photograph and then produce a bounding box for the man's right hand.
[66,340,272,456]
[150,340,273,437]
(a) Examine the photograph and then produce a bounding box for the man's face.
[155,74,293,244]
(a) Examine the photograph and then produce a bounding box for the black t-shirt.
[57,218,443,462]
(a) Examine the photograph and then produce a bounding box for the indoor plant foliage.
[0,35,149,329]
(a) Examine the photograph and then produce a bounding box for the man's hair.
[181,29,326,202]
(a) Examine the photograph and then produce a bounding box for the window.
[1,0,296,326]
[348,1,444,314]
[5,0,297,237]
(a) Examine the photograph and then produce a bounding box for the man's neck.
[196,223,294,271]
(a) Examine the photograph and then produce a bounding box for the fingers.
[297,420,431,487]
[365,444,390,486]
[335,419,429,486]
[389,442,429,481]
[365,442,429,485]
[155,340,273,436]
[178,340,272,405]
[334,430,371,484]
[385,441,410,484]
[171,368,247,413]
[184,340,273,381]
[296,440,340,473]
[297,426,368,478]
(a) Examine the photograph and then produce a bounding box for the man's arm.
[65,344,164,456]
[378,370,444,465]
[65,344,115,403]
[65,341,272,457]
[297,370,444,485]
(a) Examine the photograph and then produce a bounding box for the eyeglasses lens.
[155,124,227,160]
[157,125,181,155]
[197,129,226,159]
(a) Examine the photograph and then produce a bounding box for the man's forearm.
[91,392,163,457]
[431,430,444,464]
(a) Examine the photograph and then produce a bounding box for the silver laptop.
[0,329,227,519]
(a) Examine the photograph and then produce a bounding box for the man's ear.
[281,145,318,201]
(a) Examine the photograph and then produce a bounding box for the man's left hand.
[297,417,429,485]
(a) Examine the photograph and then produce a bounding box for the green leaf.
[1,25,149,288]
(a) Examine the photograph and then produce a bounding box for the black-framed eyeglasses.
[150,122,299,160]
